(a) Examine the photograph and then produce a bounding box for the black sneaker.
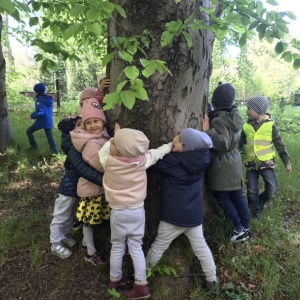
[231,228,251,243]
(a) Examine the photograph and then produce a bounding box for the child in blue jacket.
[146,128,218,290]
[26,83,58,154]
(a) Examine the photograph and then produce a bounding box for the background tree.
[0,14,14,153]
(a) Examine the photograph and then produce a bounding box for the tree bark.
[107,0,215,244]
[0,14,14,154]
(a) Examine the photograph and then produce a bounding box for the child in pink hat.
[70,98,110,266]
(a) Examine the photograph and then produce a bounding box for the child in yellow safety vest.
[239,96,291,220]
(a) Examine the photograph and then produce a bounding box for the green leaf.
[285,11,297,20]
[102,52,114,68]
[34,54,43,62]
[107,287,121,298]
[70,4,86,17]
[16,2,30,13]
[182,32,193,49]
[114,4,126,18]
[63,24,80,41]
[249,21,259,30]
[189,19,202,31]
[133,87,148,101]
[274,42,284,55]
[281,51,292,63]
[140,58,150,67]
[50,24,61,37]
[121,91,136,109]
[86,9,100,21]
[86,22,102,35]
[266,0,279,6]
[118,51,133,63]
[166,20,182,32]
[10,9,20,21]
[258,24,267,40]
[225,12,241,24]
[124,66,140,80]
[29,17,39,27]
[32,2,41,11]
[100,2,115,14]
[239,34,247,47]
[42,20,51,29]
[0,0,16,14]
[116,81,128,93]
[161,31,174,47]
[103,93,117,111]
[142,62,157,78]
[293,59,300,70]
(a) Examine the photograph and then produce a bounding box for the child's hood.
[211,107,243,133]
[173,148,212,174]
[70,128,110,152]
[36,94,53,107]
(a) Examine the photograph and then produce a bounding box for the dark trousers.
[26,124,58,154]
[212,190,250,232]
[246,168,278,215]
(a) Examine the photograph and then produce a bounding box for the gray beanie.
[182,128,213,152]
[212,83,236,109]
[114,128,149,158]
[247,96,270,115]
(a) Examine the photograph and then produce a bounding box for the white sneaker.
[51,244,72,259]
[61,236,77,248]
[231,228,251,243]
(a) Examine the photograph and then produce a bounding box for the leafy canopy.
[1,0,299,109]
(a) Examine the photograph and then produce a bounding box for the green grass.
[1,102,300,299]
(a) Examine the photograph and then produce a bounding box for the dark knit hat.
[58,116,81,134]
[247,96,270,115]
[34,83,46,95]
[182,128,213,152]
[212,83,236,109]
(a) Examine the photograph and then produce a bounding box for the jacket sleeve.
[99,140,111,170]
[272,124,291,166]
[238,129,246,153]
[145,142,172,169]
[206,118,232,152]
[68,144,103,186]
[82,140,103,171]
[31,101,46,119]
[148,154,174,175]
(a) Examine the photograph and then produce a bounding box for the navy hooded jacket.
[148,149,212,227]
[30,94,54,129]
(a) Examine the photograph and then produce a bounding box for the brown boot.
[108,272,130,291]
[124,283,151,300]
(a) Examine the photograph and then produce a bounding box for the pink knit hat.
[81,98,106,125]
[80,87,97,102]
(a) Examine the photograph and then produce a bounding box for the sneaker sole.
[84,256,105,266]
[51,250,72,259]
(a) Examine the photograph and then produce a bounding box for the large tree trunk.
[0,14,14,154]
[107,0,215,240]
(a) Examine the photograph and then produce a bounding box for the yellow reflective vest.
[243,121,276,162]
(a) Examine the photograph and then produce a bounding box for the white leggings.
[146,221,217,282]
[110,207,147,283]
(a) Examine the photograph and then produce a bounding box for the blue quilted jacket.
[148,149,212,227]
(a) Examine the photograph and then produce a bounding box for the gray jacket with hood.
[205,106,243,191]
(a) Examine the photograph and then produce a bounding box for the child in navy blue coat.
[146,128,218,290]
[26,83,58,154]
